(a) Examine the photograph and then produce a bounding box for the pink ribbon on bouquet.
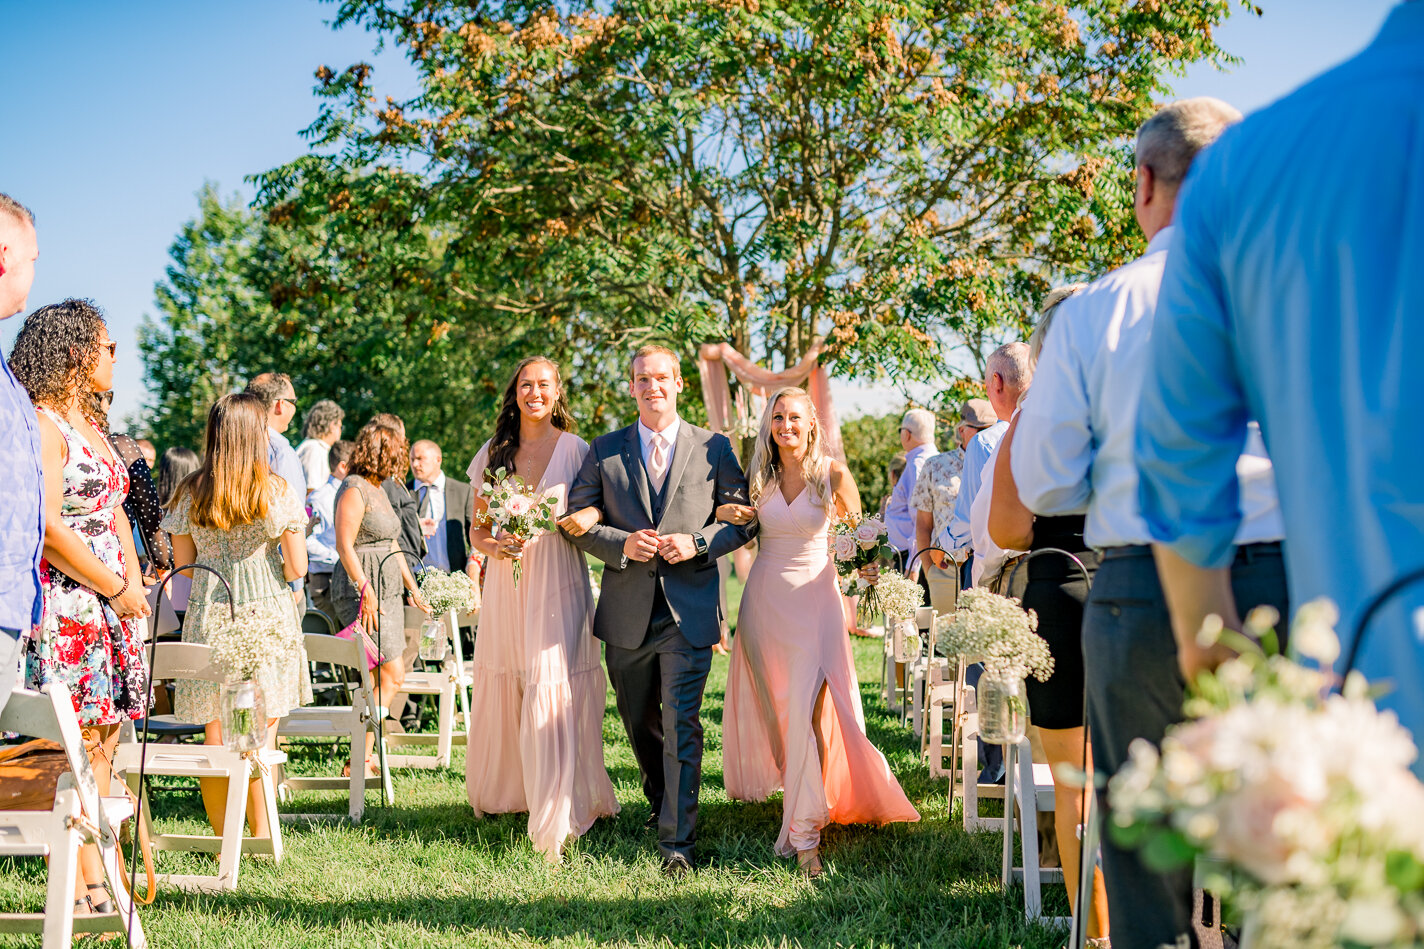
[696,340,844,461]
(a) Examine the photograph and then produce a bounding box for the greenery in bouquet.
[416,568,479,617]
[480,466,561,586]
[829,513,895,623]
[934,588,1053,682]
[1108,600,1424,949]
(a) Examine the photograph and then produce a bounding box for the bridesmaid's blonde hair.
[748,387,832,509]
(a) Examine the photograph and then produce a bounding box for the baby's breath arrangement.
[417,568,479,617]
[877,572,925,622]
[207,599,298,681]
[935,588,1053,682]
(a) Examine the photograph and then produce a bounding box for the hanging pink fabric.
[695,341,845,461]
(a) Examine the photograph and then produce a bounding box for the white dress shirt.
[306,474,341,573]
[415,471,450,572]
[637,417,681,483]
[969,430,1026,588]
[943,419,1009,559]
[1012,226,1284,549]
[295,438,330,495]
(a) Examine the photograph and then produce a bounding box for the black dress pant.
[1084,542,1288,949]
[605,615,713,862]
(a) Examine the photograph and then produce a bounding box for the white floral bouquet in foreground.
[481,466,560,586]
[934,588,1053,682]
[1109,600,1424,949]
[207,599,299,680]
[878,572,926,661]
[417,568,479,617]
[829,513,894,623]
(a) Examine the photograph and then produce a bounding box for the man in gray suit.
[564,344,756,877]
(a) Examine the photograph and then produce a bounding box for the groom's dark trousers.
[564,421,755,863]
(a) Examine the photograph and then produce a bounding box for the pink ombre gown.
[464,433,619,859]
[723,488,919,856]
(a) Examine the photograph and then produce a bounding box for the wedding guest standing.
[410,439,474,576]
[0,193,43,720]
[1012,99,1288,949]
[370,412,426,565]
[463,356,619,860]
[247,372,307,598]
[306,439,353,619]
[986,284,1108,944]
[911,399,992,610]
[331,421,429,775]
[1134,1,1424,753]
[721,387,919,876]
[296,399,344,495]
[162,393,311,839]
[884,409,936,574]
[10,299,149,915]
[562,345,756,876]
[92,390,171,576]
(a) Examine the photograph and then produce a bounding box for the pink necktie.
[648,432,669,492]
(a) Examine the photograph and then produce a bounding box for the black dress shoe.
[661,853,692,879]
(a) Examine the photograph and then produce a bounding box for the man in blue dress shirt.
[1013,99,1291,948]
[0,193,44,718]
[1136,2,1424,756]
[247,372,308,598]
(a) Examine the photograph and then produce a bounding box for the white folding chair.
[113,643,286,893]
[921,614,957,774]
[907,607,939,738]
[1003,736,1068,923]
[0,684,147,947]
[384,607,465,769]
[277,633,390,821]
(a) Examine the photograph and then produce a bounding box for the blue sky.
[1,0,1401,423]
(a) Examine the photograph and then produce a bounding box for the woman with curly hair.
[331,419,430,776]
[8,298,149,916]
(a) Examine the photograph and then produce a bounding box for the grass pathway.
[1,639,1067,948]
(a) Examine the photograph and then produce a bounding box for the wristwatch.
[692,532,709,557]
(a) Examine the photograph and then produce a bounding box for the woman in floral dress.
[9,299,151,915]
[163,392,310,839]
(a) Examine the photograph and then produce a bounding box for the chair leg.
[1002,740,1016,889]
[963,717,980,831]
[42,806,80,949]
[96,813,147,947]
[448,614,472,731]
[435,675,455,768]
[216,757,250,890]
[1017,738,1043,919]
[258,764,285,864]
[348,725,365,822]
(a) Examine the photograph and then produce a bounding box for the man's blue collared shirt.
[943,419,1008,557]
[1135,1,1424,754]
[0,358,44,630]
[886,442,935,554]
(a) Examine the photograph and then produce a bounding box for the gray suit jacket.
[564,421,757,649]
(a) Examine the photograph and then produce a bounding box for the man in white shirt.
[295,399,344,495]
[941,343,1030,571]
[306,440,352,619]
[1011,98,1288,949]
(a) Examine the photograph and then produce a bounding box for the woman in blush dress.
[463,356,618,861]
[720,387,919,876]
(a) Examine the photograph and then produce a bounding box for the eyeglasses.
[102,341,117,358]
[279,396,298,409]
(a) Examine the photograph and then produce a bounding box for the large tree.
[258,0,1251,385]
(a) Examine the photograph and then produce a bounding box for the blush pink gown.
[723,488,919,856]
[464,433,619,859]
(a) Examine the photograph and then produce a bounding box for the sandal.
[796,847,824,878]
[86,884,115,914]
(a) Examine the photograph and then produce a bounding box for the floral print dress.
[23,408,148,726]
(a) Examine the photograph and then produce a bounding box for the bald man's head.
[0,194,38,320]
[410,439,443,485]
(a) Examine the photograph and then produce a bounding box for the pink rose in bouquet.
[833,534,858,561]
[481,467,561,587]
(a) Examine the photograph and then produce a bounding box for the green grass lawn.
[0,637,1067,948]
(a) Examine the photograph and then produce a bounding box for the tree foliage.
[142,0,1256,455]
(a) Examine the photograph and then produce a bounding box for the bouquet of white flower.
[481,466,561,587]
[829,513,894,623]
[934,588,1053,682]
[416,568,478,617]
[1109,600,1424,949]
[207,600,298,681]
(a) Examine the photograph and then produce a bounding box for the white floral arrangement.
[1109,600,1424,949]
[878,572,925,622]
[417,568,478,617]
[480,466,561,586]
[206,599,298,681]
[934,588,1053,682]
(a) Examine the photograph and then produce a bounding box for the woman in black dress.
[988,284,1109,946]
